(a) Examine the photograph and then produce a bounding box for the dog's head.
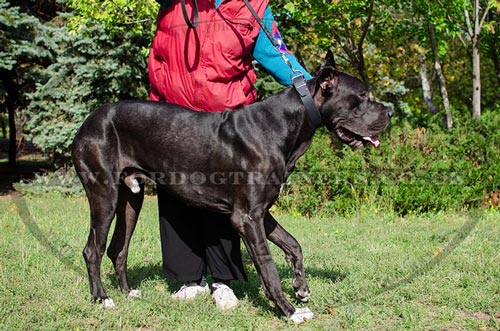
[313,51,392,148]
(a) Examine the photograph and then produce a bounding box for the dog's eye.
[358,92,368,100]
[347,95,360,109]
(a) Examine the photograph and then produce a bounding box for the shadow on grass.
[97,212,480,313]
[0,159,52,195]
[117,252,347,315]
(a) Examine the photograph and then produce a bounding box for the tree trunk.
[357,0,374,92]
[428,23,453,129]
[419,56,438,113]
[357,58,371,92]
[470,0,481,118]
[8,104,16,168]
[3,71,18,167]
[0,112,6,137]
[471,36,481,118]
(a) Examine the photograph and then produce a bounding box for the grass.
[1,193,499,330]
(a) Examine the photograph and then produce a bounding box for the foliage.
[65,0,158,36]
[0,0,42,71]
[270,0,499,123]
[25,20,152,164]
[3,0,500,217]
[0,0,157,165]
[14,106,500,217]
[9,0,499,164]
[13,166,82,196]
[0,0,53,110]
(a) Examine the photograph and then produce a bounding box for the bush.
[13,167,81,196]
[276,109,500,216]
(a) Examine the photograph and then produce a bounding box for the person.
[148,0,312,310]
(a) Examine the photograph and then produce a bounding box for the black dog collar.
[292,74,323,128]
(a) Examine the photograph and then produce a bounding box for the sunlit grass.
[1,194,499,330]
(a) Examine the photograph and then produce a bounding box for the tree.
[25,0,158,165]
[482,9,500,88]
[437,0,499,118]
[0,0,54,166]
[465,0,497,118]
[272,0,375,89]
[427,22,453,129]
[414,0,458,129]
[65,0,158,36]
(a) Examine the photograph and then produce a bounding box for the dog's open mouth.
[335,127,380,148]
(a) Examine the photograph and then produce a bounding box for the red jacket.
[148,0,268,111]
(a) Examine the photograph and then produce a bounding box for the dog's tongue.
[363,136,380,147]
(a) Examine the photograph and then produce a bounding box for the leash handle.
[181,0,199,28]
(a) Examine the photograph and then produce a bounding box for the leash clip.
[279,50,295,72]
[291,73,308,97]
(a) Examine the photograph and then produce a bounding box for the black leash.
[242,0,323,128]
[181,0,199,28]
[243,0,278,48]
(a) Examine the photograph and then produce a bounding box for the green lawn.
[1,194,499,330]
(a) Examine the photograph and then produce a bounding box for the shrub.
[276,109,500,216]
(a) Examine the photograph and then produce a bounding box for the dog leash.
[242,0,323,128]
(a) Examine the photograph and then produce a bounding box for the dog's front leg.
[264,213,310,303]
[230,210,313,323]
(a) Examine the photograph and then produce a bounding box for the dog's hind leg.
[107,181,144,298]
[230,209,313,323]
[263,212,310,303]
[82,178,119,308]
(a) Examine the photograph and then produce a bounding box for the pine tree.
[26,21,151,165]
[0,0,52,166]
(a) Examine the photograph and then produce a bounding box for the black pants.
[158,188,247,283]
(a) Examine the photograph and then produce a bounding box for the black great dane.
[72,52,391,323]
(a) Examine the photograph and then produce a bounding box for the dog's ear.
[316,66,338,93]
[314,49,337,76]
[323,49,337,69]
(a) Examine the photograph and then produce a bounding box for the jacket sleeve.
[252,7,312,86]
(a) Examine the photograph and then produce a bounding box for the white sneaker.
[212,283,239,310]
[171,283,209,300]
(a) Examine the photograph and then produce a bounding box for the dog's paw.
[292,276,310,302]
[128,289,142,299]
[295,288,311,303]
[289,307,314,324]
[102,298,116,309]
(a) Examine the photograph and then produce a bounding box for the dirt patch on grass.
[456,309,497,321]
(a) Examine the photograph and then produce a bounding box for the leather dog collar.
[292,74,323,128]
